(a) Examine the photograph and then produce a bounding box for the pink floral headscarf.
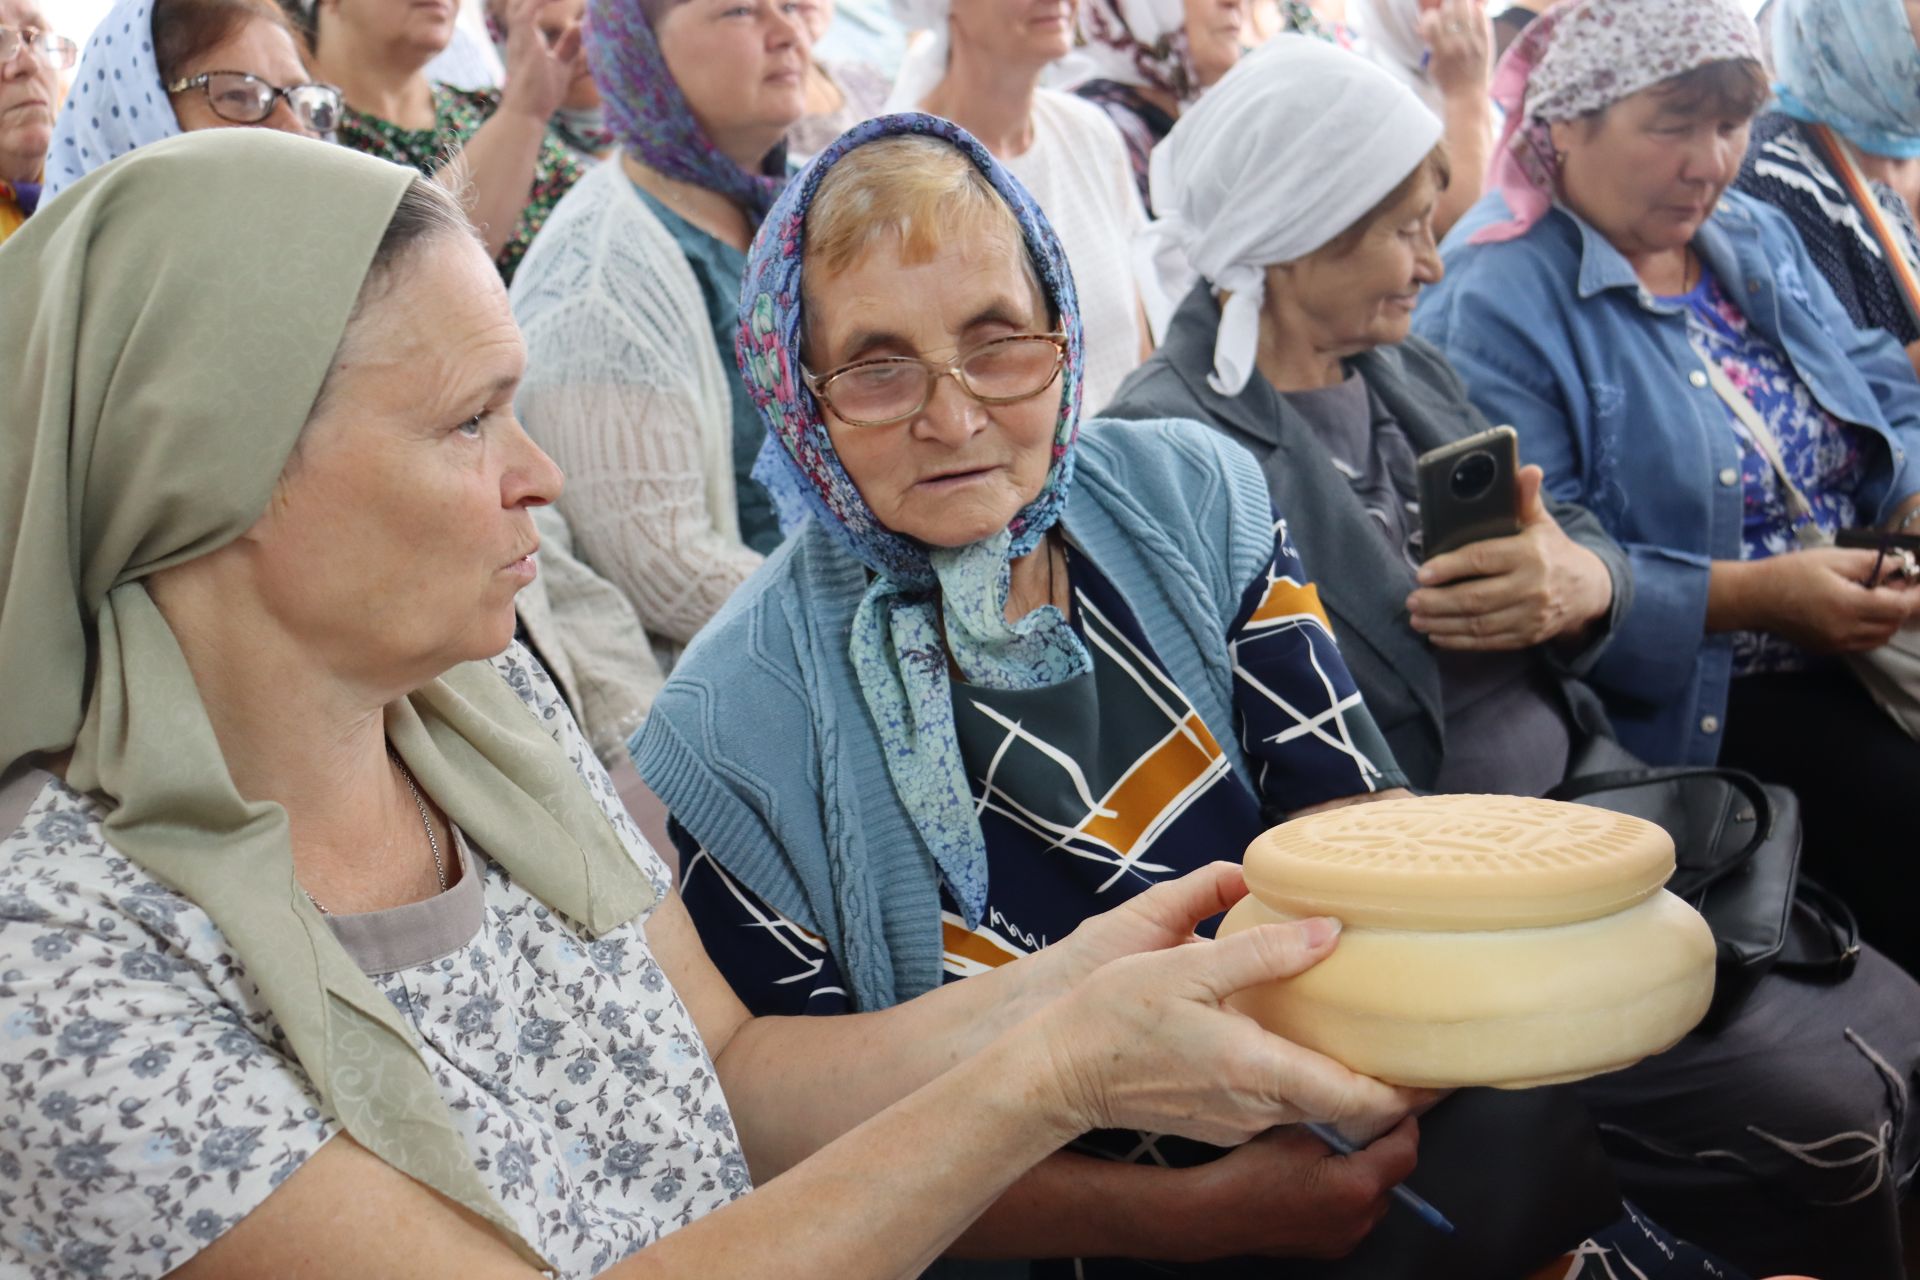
[1473,0,1763,245]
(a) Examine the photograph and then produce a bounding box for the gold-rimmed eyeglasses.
[802,333,1069,427]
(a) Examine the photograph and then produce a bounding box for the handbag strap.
[1808,123,1920,334]
[1692,351,1831,550]
[1778,875,1863,981]
[1547,765,1773,893]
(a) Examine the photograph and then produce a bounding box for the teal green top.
[630,184,780,554]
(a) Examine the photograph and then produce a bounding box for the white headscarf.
[1351,0,1441,110]
[43,0,177,205]
[1139,35,1442,394]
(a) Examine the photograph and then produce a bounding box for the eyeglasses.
[803,334,1069,428]
[0,24,79,69]
[166,70,344,134]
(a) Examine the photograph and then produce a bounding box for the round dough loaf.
[1218,892,1716,1088]
[1223,795,1716,1089]
[1244,793,1675,930]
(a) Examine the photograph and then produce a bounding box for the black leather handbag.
[1549,760,1860,1030]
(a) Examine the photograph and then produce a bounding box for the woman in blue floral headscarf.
[636,110,1447,1273]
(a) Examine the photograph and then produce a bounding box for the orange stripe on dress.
[1082,714,1224,854]
[1248,578,1331,629]
[943,919,1024,970]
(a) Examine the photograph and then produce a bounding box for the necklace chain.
[303,747,447,917]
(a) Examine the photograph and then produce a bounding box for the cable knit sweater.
[510,162,764,650]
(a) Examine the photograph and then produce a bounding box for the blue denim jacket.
[1414,189,1920,766]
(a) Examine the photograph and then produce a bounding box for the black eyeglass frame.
[0,24,79,69]
[801,333,1071,428]
[164,69,344,131]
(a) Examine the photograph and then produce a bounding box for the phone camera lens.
[1450,451,1497,502]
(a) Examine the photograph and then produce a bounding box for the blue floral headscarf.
[586,0,788,220]
[1771,0,1920,160]
[736,113,1087,924]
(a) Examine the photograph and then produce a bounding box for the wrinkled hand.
[1169,1120,1423,1260]
[1758,547,1920,652]
[1408,465,1613,651]
[1033,917,1429,1147]
[498,0,584,122]
[1417,0,1491,101]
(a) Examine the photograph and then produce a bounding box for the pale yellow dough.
[1244,793,1677,930]
[1218,892,1717,1089]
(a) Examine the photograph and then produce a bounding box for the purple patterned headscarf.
[735,114,1087,922]
[586,0,788,220]
[1474,0,1762,245]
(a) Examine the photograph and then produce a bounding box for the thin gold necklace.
[302,747,447,917]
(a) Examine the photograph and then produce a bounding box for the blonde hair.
[801,136,1048,337]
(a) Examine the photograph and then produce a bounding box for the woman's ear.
[1547,118,1578,161]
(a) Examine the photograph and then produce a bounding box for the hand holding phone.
[1408,454,1615,651]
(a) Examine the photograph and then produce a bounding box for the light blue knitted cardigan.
[633,417,1279,1010]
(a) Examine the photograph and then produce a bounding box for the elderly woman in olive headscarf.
[1119,34,1920,1278]
[1735,0,1920,374]
[0,128,1419,1280]
[1416,0,1920,1001]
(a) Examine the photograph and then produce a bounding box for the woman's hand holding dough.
[1025,912,1430,1147]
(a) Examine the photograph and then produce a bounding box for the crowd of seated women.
[1,0,1917,1278]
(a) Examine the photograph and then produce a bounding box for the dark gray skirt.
[1576,944,1920,1280]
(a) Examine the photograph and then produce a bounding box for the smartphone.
[1836,527,1920,584]
[1417,425,1522,560]
[1835,528,1920,554]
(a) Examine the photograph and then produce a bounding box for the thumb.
[1126,861,1250,937]
[1829,548,1886,581]
[1188,918,1342,1002]
[1516,464,1551,527]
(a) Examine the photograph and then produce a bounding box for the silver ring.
[1446,20,1464,31]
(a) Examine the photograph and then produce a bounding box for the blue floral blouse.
[1675,267,1870,674]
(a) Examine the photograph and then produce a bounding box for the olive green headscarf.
[0,130,656,1265]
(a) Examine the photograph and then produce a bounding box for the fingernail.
[1301,916,1342,946]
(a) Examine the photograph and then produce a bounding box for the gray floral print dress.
[0,646,748,1279]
